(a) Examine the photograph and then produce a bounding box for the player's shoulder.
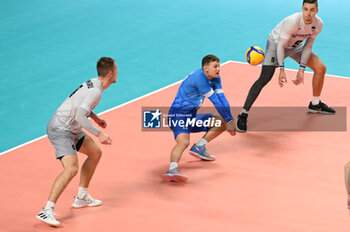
[189,68,204,77]
[314,15,323,26]
[285,12,301,24]
[85,78,101,89]
[84,78,103,95]
[185,68,205,81]
[88,78,99,86]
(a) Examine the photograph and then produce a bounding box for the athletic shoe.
[189,144,215,161]
[72,194,102,208]
[163,168,188,182]
[308,101,335,114]
[36,207,61,227]
[236,113,248,132]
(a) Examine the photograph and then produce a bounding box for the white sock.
[241,109,248,114]
[77,187,88,199]
[45,201,55,210]
[312,96,320,105]
[169,162,178,170]
[196,138,208,147]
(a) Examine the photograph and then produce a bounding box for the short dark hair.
[202,54,220,67]
[303,0,318,7]
[97,57,115,77]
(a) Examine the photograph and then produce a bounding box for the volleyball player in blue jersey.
[163,55,236,182]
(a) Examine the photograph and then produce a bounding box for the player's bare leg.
[163,133,190,182]
[78,135,102,188]
[48,155,79,203]
[170,133,190,163]
[307,54,335,114]
[72,135,103,208]
[307,54,326,97]
[36,155,78,226]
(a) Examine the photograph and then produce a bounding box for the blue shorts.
[168,112,213,139]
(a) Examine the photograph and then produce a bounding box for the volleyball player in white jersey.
[36,57,117,227]
[237,0,335,132]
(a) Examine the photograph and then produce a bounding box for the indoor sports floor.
[1,1,350,231]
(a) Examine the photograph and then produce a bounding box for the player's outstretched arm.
[206,90,234,124]
[215,92,236,135]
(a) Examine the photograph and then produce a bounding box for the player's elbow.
[75,110,88,125]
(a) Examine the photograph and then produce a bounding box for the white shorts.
[47,125,86,159]
[263,38,316,66]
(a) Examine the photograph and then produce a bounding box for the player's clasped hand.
[98,132,112,145]
[226,120,236,136]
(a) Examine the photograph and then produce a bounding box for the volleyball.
[245,46,265,65]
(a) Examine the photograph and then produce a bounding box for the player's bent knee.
[89,146,102,161]
[312,62,326,74]
[175,133,190,148]
[176,138,190,148]
[320,63,327,73]
[95,147,102,159]
[64,164,79,178]
[180,140,190,148]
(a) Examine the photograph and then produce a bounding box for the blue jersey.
[169,68,233,122]
[170,69,222,113]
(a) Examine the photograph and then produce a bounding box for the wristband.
[300,64,306,69]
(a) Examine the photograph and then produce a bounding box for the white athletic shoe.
[72,194,102,208]
[36,207,61,227]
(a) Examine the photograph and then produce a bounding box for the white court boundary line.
[0,60,348,156]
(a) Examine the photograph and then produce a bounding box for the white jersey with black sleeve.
[48,78,103,134]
